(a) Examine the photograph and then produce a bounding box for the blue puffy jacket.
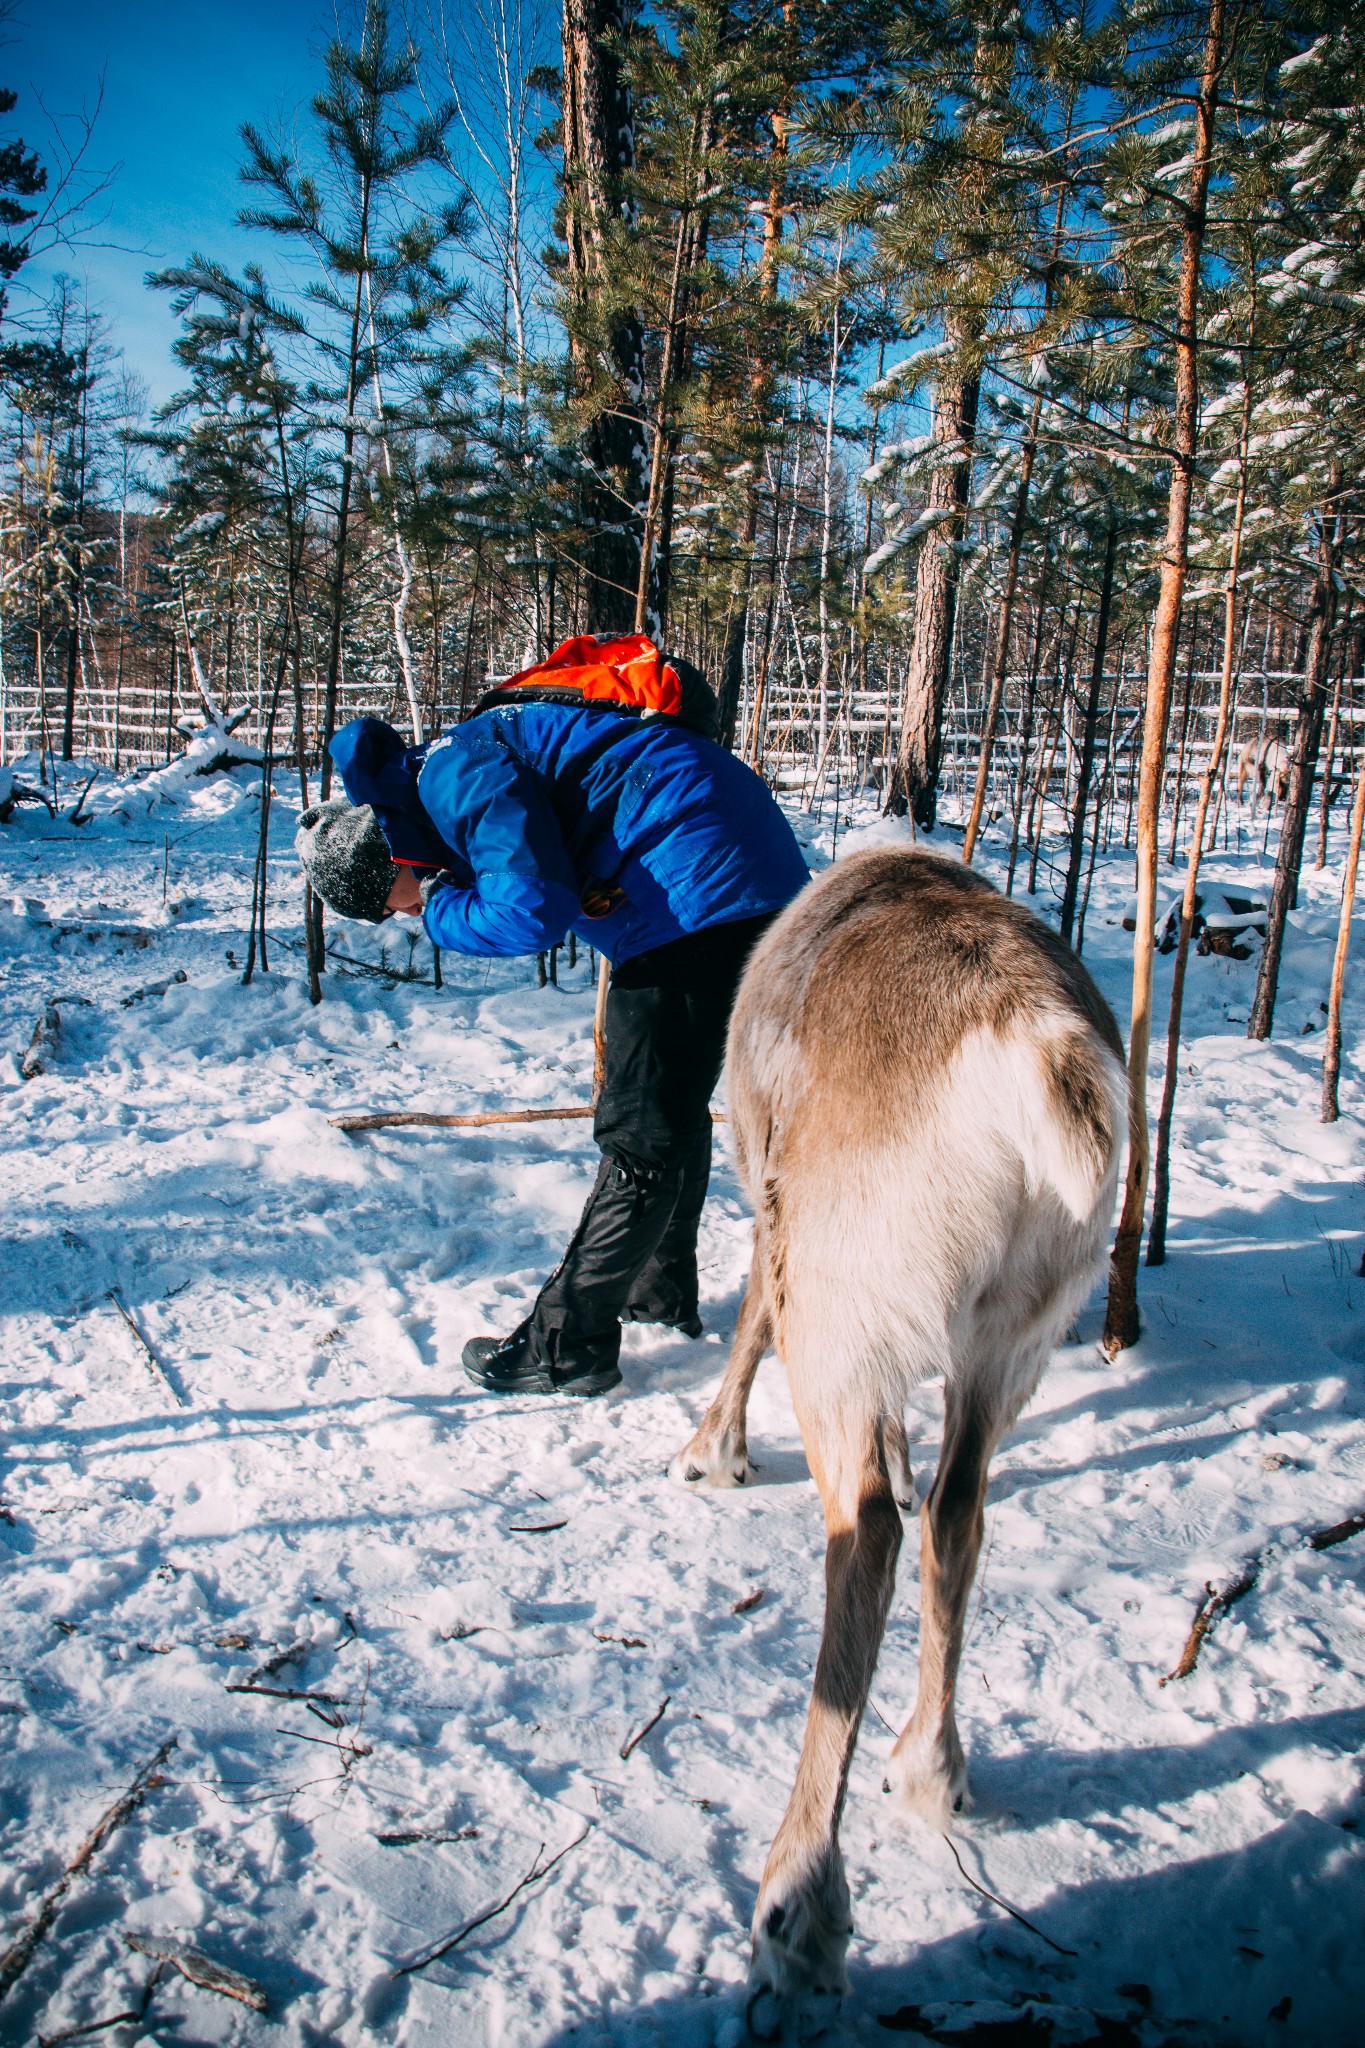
[329,703,809,963]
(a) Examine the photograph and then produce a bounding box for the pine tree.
[238,0,470,781]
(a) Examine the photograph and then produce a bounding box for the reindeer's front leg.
[669,1256,770,1488]
[747,1406,902,2039]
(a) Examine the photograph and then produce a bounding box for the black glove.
[419,869,459,909]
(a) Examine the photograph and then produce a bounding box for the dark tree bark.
[716,108,789,747]
[885,359,981,826]
[1059,511,1118,946]
[1248,488,1343,1041]
[961,397,1040,865]
[562,0,648,633]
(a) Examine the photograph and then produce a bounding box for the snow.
[3,759,1365,2046]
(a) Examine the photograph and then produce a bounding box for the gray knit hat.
[295,801,397,923]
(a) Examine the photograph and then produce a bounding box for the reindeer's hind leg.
[669,1251,770,1488]
[887,1378,998,1825]
[747,1399,903,2039]
[883,1410,915,1510]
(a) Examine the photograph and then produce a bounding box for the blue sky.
[5,0,340,406]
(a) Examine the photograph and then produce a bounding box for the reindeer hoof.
[886,1744,969,1829]
[746,1969,843,2041]
[747,1874,850,2040]
[746,1981,783,2041]
[668,1437,752,1489]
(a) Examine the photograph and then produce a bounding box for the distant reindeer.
[1235,732,1290,812]
[671,849,1126,2037]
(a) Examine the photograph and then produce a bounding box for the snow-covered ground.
[2,755,1364,2048]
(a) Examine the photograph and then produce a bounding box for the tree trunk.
[886,360,981,826]
[562,0,648,633]
[1247,485,1342,1041]
[1148,371,1252,1263]
[1104,0,1225,1357]
[717,491,759,746]
[1006,565,1051,895]
[1060,513,1118,944]
[717,108,789,747]
[1165,614,1201,863]
[962,405,1042,864]
[1315,671,1342,871]
[318,192,371,801]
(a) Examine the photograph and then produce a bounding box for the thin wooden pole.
[1321,750,1365,1124]
[592,953,610,1104]
[1104,0,1226,1354]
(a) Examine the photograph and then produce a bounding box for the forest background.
[2,0,1364,1349]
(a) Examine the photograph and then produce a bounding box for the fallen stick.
[124,1931,267,2012]
[1163,1507,1365,1684]
[36,1963,163,2047]
[1309,1509,1365,1551]
[620,1697,670,1761]
[21,1002,61,1079]
[238,1639,312,1684]
[67,769,100,825]
[376,1826,480,1845]
[392,1823,591,1979]
[0,1738,177,2001]
[225,1683,350,1704]
[331,1105,727,1133]
[120,969,188,1008]
[106,1291,185,1409]
[1161,1569,1260,1686]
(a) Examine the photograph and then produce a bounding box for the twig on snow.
[275,1725,373,1759]
[508,1519,568,1535]
[376,1826,480,1845]
[1161,1568,1260,1685]
[732,1588,765,1614]
[0,1737,177,2001]
[105,1290,185,1408]
[940,1833,1078,1958]
[1162,1508,1365,1683]
[21,1002,61,1079]
[67,769,100,825]
[392,1822,592,1979]
[1308,1509,1365,1551]
[235,1639,311,1685]
[226,1683,350,1704]
[619,1697,670,1760]
[36,1962,164,2046]
[120,969,188,1008]
[124,1931,267,2012]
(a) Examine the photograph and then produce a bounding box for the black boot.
[621,1124,710,1337]
[462,1320,622,1398]
[464,1151,684,1397]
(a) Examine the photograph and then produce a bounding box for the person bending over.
[295,634,808,1399]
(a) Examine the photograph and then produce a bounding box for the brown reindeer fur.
[670,848,1125,2035]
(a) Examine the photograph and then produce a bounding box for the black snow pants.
[527,913,774,1374]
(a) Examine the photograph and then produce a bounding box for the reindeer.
[1235,732,1290,812]
[671,848,1126,2037]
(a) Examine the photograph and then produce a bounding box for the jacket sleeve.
[416,727,580,958]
